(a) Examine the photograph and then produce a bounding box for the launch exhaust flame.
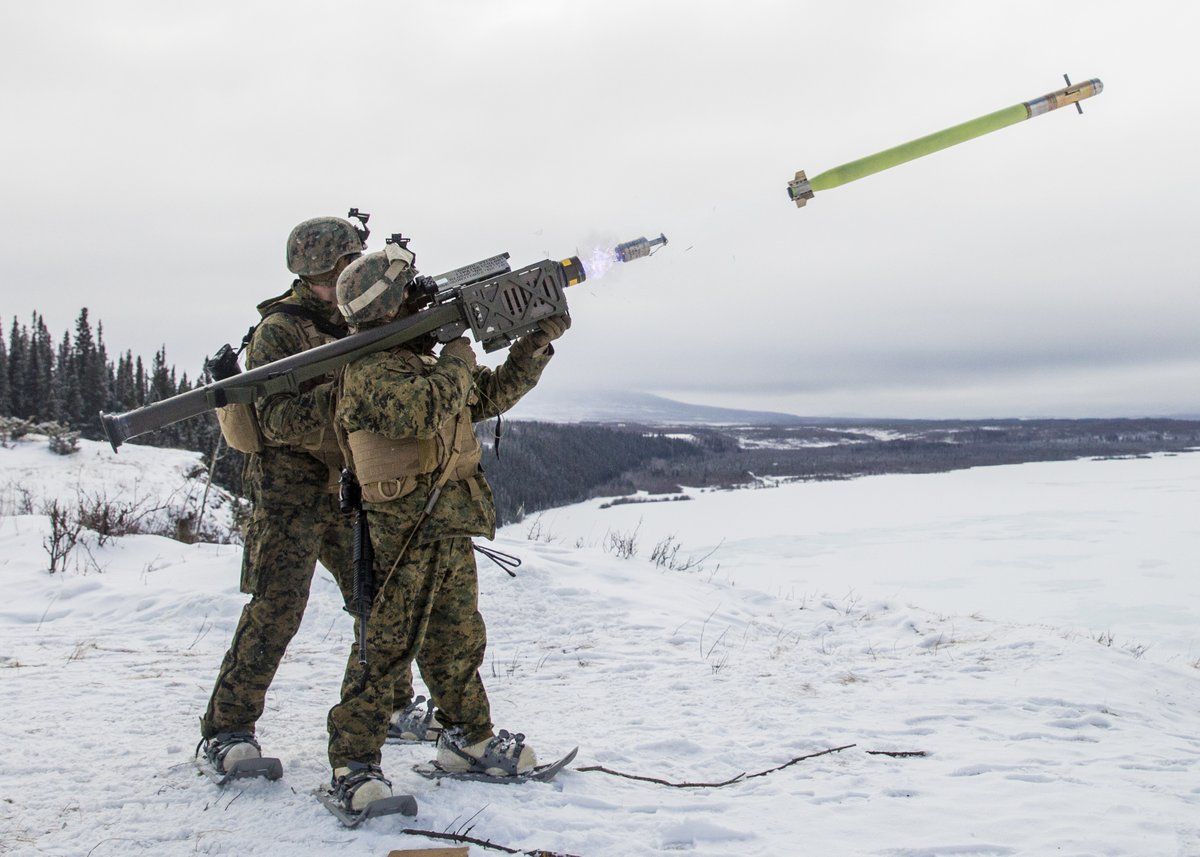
[581,233,668,280]
[582,245,618,280]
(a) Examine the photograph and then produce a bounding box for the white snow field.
[1,439,1198,856]
[532,451,1200,664]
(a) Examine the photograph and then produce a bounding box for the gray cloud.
[0,1,1196,418]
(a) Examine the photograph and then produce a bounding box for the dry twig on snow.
[575,744,856,788]
[399,827,583,857]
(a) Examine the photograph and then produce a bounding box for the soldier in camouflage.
[198,216,428,776]
[323,244,568,810]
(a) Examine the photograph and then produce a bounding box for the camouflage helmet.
[336,242,417,327]
[286,216,366,277]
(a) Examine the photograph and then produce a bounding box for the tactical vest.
[344,353,483,504]
[216,297,346,492]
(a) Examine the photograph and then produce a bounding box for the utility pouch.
[207,342,265,454]
[216,404,265,454]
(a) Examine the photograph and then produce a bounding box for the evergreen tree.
[149,347,173,403]
[113,350,137,413]
[55,330,82,426]
[73,309,106,436]
[0,325,10,416]
[93,321,112,422]
[134,355,147,407]
[8,317,29,419]
[28,314,56,421]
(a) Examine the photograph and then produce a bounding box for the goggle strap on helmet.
[384,241,416,266]
[339,278,393,323]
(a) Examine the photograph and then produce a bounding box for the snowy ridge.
[0,435,239,544]
[509,389,808,426]
[1,453,1198,854]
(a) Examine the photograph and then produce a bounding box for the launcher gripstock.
[99,245,613,451]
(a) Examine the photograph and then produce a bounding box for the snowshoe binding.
[415,728,578,784]
[194,731,282,786]
[315,762,418,828]
[386,695,442,744]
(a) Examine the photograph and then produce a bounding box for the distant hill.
[507,390,809,426]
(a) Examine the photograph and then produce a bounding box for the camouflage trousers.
[327,519,493,768]
[200,494,415,738]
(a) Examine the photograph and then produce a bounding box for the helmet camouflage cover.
[286,216,366,276]
[336,242,417,327]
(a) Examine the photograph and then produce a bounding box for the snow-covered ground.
[0,434,239,545]
[530,451,1200,664]
[1,442,1198,856]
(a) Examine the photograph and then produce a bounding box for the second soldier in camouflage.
[322,240,568,811]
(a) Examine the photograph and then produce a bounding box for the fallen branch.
[575,744,856,788]
[400,827,583,857]
[865,749,928,758]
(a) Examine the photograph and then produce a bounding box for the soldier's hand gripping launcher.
[99,234,667,450]
[787,75,1103,207]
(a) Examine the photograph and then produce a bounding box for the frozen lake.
[509,451,1200,663]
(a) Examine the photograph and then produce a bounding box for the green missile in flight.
[787,75,1103,208]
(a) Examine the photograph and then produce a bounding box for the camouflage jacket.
[242,281,348,508]
[338,341,553,542]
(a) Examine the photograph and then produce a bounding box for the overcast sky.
[1,1,1196,418]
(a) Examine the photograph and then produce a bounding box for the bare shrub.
[77,480,240,546]
[649,533,724,572]
[650,534,681,569]
[75,489,163,546]
[1124,643,1151,660]
[525,514,557,543]
[604,521,641,559]
[42,500,83,573]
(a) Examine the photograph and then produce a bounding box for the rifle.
[98,234,666,450]
[338,468,374,666]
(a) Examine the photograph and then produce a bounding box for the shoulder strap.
[330,365,355,475]
[262,304,347,341]
[237,299,346,360]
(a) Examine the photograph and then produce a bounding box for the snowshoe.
[194,732,282,786]
[415,728,578,784]
[315,762,417,828]
[386,695,442,744]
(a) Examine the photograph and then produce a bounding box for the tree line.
[0,309,705,522]
[0,310,241,488]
